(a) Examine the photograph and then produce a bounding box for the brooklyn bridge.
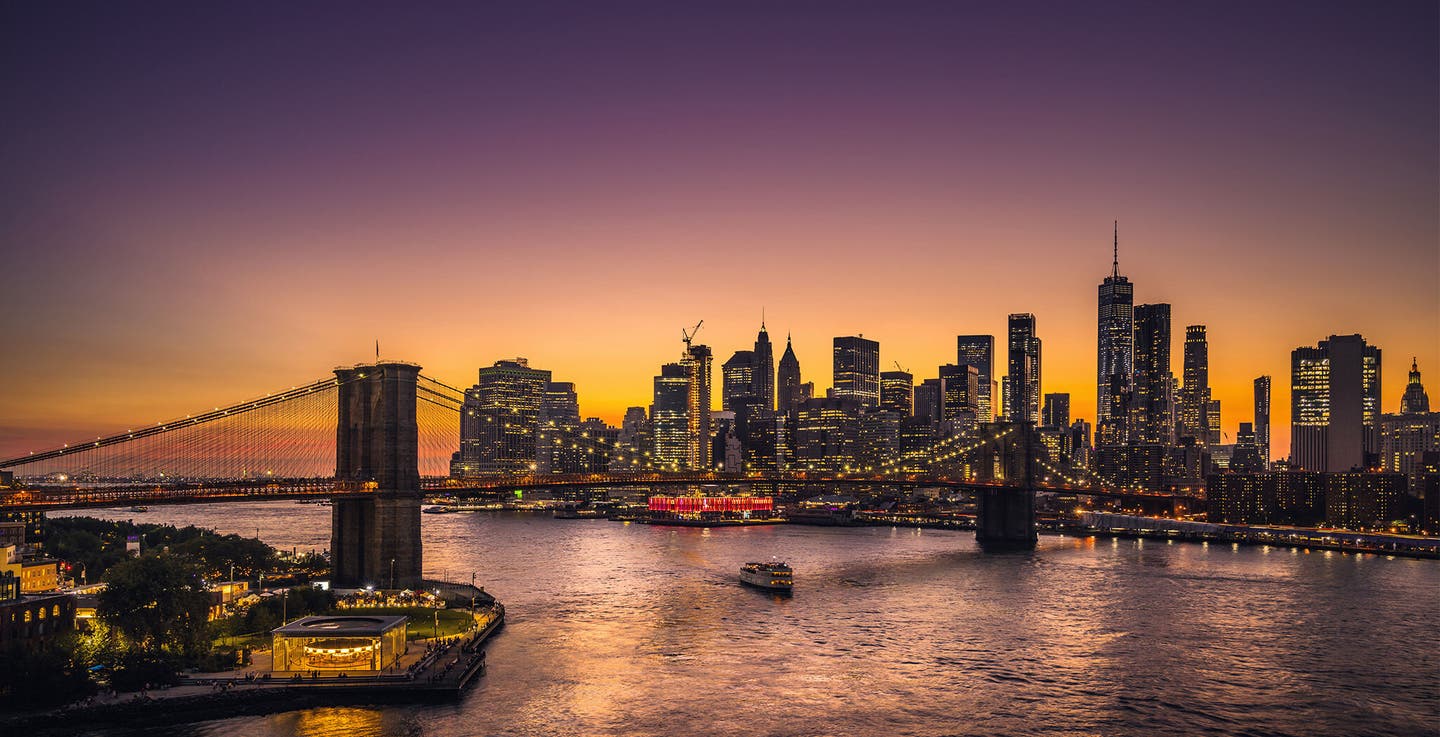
[0,361,1200,587]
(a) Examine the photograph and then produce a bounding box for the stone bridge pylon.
[330,361,423,589]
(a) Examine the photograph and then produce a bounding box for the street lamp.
[389,558,395,591]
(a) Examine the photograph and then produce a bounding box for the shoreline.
[2,603,505,734]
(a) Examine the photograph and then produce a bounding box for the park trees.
[97,553,213,659]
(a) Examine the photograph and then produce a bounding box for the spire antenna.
[1112,220,1119,278]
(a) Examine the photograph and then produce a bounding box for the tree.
[98,554,213,659]
[0,638,95,710]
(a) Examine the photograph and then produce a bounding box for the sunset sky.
[1,1,1435,461]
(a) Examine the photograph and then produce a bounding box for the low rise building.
[0,591,76,650]
[1,544,61,593]
[1208,471,1404,530]
[271,615,409,673]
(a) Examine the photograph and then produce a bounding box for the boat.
[553,508,606,519]
[739,560,793,591]
[128,506,148,513]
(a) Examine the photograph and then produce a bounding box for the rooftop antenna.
[1112,220,1119,278]
[375,339,380,362]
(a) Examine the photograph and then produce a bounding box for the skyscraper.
[542,382,580,427]
[776,335,802,413]
[1401,358,1430,413]
[914,378,941,425]
[938,363,980,433]
[1006,314,1041,424]
[752,323,775,412]
[721,350,756,412]
[1179,325,1211,444]
[1254,376,1271,467]
[682,344,713,470]
[792,397,863,472]
[652,364,690,469]
[832,336,881,408]
[1097,221,1134,445]
[618,406,649,464]
[458,358,551,475]
[956,335,995,420]
[1069,419,1093,468]
[1291,334,1382,472]
[1379,359,1439,481]
[880,370,913,416]
[1042,393,1070,429]
[1130,303,1173,445]
[537,380,581,472]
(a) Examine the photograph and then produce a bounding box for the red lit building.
[647,496,774,519]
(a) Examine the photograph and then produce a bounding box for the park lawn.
[337,606,477,640]
[214,607,475,649]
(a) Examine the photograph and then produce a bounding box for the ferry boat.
[739,561,793,591]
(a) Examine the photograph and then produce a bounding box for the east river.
[60,502,1439,737]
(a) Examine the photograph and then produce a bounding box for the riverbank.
[1,603,505,735]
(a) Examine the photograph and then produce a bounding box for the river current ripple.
[64,502,1439,737]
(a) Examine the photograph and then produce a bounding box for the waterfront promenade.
[1,603,505,734]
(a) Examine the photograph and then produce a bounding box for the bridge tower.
[331,362,423,589]
[974,421,1038,551]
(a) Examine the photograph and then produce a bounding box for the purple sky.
[1,1,1435,458]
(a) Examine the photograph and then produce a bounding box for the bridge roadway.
[0,472,1199,512]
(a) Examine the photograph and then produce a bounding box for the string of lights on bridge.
[2,369,1149,501]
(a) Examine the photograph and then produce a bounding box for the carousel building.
[271,615,408,673]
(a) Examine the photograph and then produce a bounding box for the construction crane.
[893,360,909,374]
[682,320,704,350]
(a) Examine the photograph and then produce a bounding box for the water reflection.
[67,504,1440,737]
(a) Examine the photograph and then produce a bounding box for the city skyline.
[1,2,1435,463]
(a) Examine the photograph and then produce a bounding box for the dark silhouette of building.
[1179,326,1211,444]
[721,350,757,412]
[938,363,980,434]
[914,378,941,425]
[1042,393,1070,430]
[956,335,996,420]
[752,323,775,412]
[1401,357,1431,413]
[1254,375,1272,468]
[1130,303,1173,445]
[1006,314,1041,424]
[1291,334,1382,471]
[1069,419,1092,469]
[1230,422,1265,473]
[776,335,803,414]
